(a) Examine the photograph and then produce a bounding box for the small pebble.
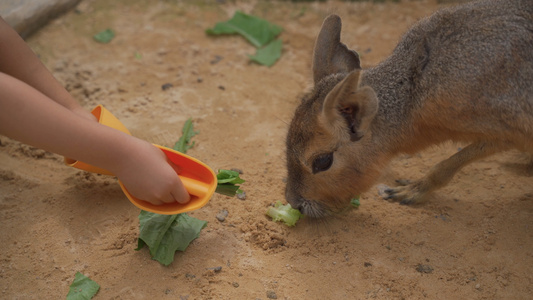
[161,83,173,90]
[210,55,223,64]
[236,191,246,200]
[230,168,243,174]
[216,210,229,222]
[415,264,434,274]
[266,290,278,299]
[376,184,390,198]
[206,266,222,273]
[232,282,239,288]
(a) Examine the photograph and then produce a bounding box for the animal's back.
[366,0,533,149]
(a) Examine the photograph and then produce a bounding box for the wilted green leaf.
[66,272,100,300]
[136,211,207,266]
[249,39,282,67]
[206,11,282,48]
[93,29,115,43]
[173,118,198,153]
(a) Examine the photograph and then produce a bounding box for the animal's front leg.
[384,142,504,205]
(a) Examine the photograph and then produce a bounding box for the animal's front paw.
[380,180,430,205]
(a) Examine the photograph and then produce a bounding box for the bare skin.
[0,17,190,206]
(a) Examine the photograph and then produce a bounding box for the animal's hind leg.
[384,142,505,205]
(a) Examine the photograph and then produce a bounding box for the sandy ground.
[1,0,532,299]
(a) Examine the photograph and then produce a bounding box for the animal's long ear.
[321,71,378,142]
[313,14,361,84]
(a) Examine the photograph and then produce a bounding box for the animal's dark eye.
[312,152,334,174]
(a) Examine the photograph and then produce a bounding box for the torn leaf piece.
[350,197,360,208]
[249,39,282,67]
[206,11,282,48]
[216,169,245,197]
[266,201,303,227]
[93,29,115,43]
[136,211,207,266]
[66,272,100,300]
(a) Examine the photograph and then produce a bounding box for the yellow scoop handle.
[180,177,209,197]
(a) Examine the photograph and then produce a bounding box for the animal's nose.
[285,188,302,211]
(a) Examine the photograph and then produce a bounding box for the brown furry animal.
[285,0,533,218]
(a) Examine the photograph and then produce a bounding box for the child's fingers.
[159,193,178,204]
[172,183,190,204]
[149,199,164,205]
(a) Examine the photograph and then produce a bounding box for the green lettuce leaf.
[136,211,207,266]
[216,169,245,184]
[206,11,282,48]
[249,39,282,67]
[93,29,115,43]
[266,201,303,227]
[350,197,360,208]
[171,121,245,196]
[215,184,241,197]
[66,272,100,300]
[136,119,206,266]
[216,169,245,196]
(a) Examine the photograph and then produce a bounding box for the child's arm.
[0,18,190,206]
[0,72,190,206]
[0,16,93,121]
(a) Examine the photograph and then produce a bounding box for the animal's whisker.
[275,116,290,126]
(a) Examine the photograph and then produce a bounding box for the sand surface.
[1,0,532,299]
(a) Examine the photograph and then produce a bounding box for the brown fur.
[285,0,533,217]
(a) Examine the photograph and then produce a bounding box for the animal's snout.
[285,186,330,218]
[285,187,304,212]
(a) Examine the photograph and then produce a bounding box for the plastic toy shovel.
[65,105,217,215]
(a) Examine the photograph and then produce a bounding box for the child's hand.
[113,140,191,206]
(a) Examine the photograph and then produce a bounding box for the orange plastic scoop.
[65,105,217,215]
[119,145,217,214]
